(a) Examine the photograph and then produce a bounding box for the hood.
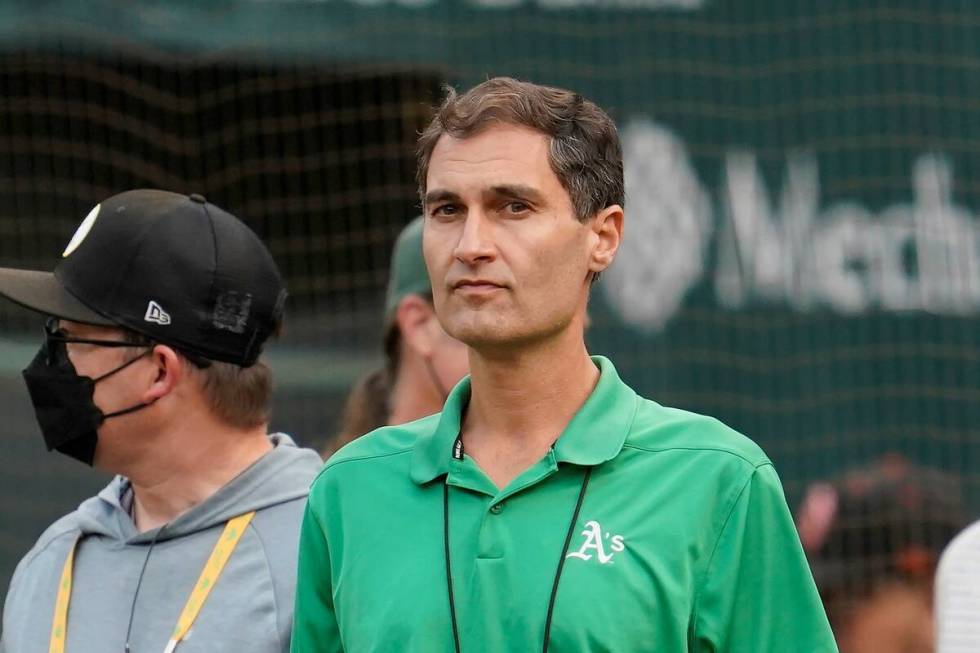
[69,433,322,543]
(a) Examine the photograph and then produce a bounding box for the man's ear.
[588,204,624,274]
[395,294,438,358]
[141,344,184,405]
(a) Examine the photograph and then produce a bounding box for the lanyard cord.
[443,484,462,653]
[443,466,594,653]
[541,466,593,652]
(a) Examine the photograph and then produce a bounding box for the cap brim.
[0,268,115,326]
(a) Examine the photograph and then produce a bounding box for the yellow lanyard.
[49,511,256,653]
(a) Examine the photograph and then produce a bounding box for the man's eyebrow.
[488,185,545,203]
[423,189,461,206]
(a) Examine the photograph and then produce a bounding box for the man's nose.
[453,211,496,266]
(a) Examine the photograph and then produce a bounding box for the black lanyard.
[442,466,594,653]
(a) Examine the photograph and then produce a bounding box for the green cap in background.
[384,216,430,319]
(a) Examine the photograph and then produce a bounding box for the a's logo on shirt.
[565,520,626,565]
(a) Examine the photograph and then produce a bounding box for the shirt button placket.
[477,500,505,559]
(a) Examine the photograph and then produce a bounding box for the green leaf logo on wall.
[605,120,980,330]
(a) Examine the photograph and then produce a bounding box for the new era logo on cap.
[0,190,284,366]
[144,301,171,326]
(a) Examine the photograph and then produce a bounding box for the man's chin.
[447,322,510,350]
[450,325,547,355]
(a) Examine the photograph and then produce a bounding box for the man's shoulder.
[625,396,770,469]
[7,505,87,593]
[307,416,437,510]
[320,413,439,474]
[2,510,80,651]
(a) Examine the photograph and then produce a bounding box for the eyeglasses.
[44,317,152,349]
[43,318,211,368]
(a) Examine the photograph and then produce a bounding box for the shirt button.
[490,503,504,514]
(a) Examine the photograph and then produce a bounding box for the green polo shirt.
[292,356,837,652]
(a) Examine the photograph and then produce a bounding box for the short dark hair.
[417,77,624,222]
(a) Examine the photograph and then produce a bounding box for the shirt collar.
[410,375,471,485]
[410,355,637,485]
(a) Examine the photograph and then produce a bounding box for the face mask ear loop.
[103,401,154,420]
[92,348,152,384]
[94,349,157,420]
[100,349,156,421]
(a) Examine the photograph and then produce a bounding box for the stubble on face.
[422,124,593,352]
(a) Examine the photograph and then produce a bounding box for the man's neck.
[389,356,445,426]
[462,324,599,490]
[128,427,272,533]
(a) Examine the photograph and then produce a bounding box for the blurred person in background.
[797,455,966,653]
[327,216,469,456]
[935,510,980,651]
[292,77,836,652]
[0,190,322,653]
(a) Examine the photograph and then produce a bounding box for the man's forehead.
[426,126,557,195]
[429,125,548,169]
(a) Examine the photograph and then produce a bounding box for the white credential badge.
[62,204,101,258]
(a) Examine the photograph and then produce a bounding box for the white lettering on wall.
[605,119,980,329]
[602,119,713,330]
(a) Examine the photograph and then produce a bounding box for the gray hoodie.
[0,434,322,653]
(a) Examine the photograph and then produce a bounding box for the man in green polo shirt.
[292,78,838,652]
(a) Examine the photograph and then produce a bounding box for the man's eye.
[506,201,530,214]
[432,204,459,218]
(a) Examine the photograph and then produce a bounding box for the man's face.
[58,320,133,378]
[422,124,596,350]
[57,320,151,463]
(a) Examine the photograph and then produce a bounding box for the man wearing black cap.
[0,190,322,653]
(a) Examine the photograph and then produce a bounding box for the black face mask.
[22,321,152,466]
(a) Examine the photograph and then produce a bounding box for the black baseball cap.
[0,189,286,367]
